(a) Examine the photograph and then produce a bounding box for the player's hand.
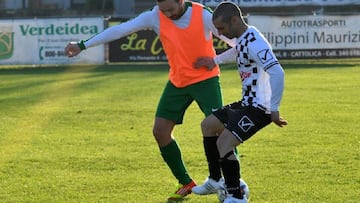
[271,111,288,127]
[64,42,81,57]
[194,57,216,71]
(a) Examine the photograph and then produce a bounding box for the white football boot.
[218,179,250,202]
[191,177,224,195]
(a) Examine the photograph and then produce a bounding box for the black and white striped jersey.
[215,26,284,112]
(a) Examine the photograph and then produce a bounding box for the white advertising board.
[248,15,360,58]
[0,17,104,65]
[198,0,360,7]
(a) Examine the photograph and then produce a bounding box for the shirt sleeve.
[267,64,285,111]
[84,9,158,48]
[214,46,237,64]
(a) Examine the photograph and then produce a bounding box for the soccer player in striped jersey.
[64,0,235,201]
[192,2,288,203]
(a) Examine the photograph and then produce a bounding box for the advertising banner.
[108,24,230,62]
[197,0,360,7]
[248,15,360,59]
[0,18,104,65]
[109,30,166,62]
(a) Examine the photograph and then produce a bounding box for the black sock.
[220,157,242,199]
[203,136,222,181]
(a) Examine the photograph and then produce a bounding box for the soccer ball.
[217,179,250,202]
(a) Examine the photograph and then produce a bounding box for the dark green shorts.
[156,76,223,124]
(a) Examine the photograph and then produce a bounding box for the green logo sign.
[0,26,14,60]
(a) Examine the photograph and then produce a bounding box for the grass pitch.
[0,60,359,202]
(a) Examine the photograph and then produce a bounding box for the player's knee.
[216,135,234,157]
[201,115,222,136]
[200,119,211,135]
[153,128,171,147]
[152,125,164,140]
[152,123,174,146]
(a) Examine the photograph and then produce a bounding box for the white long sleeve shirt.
[84,3,235,49]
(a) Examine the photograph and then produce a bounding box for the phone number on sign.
[39,47,66,60]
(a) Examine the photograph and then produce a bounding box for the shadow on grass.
[1,58,359,75]
[0,63,170,75]
[278,58,360,69]
[166,197,192,203]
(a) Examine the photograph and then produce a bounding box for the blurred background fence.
[1,0,359,19]
[0,0,359,65]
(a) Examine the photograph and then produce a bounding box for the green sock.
[160,140,192,185]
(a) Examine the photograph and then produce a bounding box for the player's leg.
[153,81,196,200]
[190,77,225,194]
[219,106,272,202]
[153,117,175,147]
[154,117,193,184]
[192,114,226,195]
[217,129,244,201]
[154,117,196,200]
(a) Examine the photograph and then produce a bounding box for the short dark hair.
[213,2,242,23]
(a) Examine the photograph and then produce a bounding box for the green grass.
[0,60,359,203]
